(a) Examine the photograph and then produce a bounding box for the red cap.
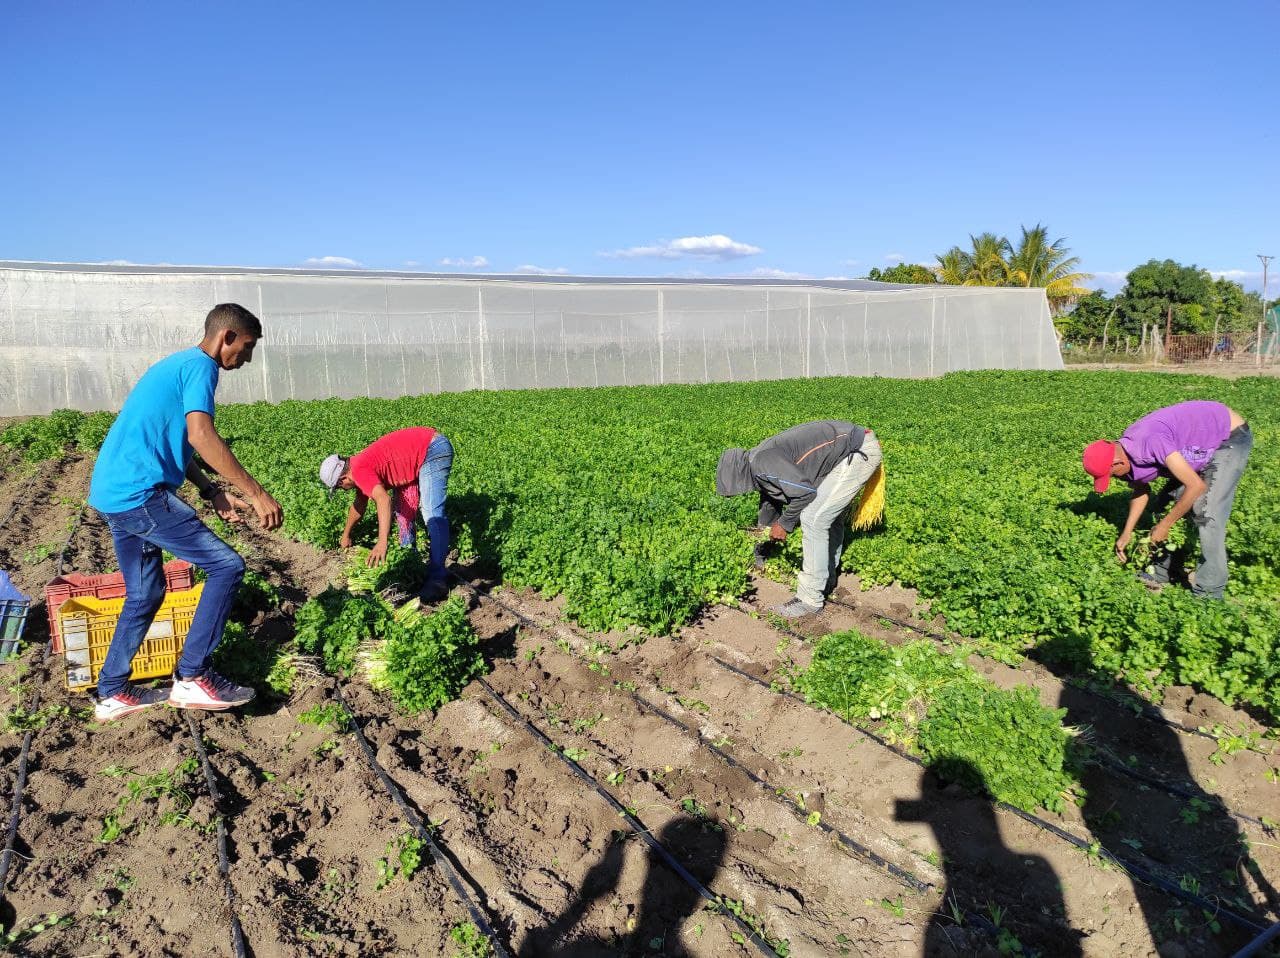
[1082,440,1116,493]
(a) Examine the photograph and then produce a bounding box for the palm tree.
[1007,224,1092,313]
[935,232,1012,286]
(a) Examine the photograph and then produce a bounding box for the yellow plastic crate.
[59,583,205,691]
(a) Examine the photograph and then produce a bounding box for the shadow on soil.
[517,816,726,957]
[1031,634,1277,955]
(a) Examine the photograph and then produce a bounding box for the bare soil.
[1,462,1277,957]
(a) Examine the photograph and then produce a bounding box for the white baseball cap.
[319,454,346,492]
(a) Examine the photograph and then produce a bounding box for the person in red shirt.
[319,427,454,601]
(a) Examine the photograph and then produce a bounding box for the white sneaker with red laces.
[94,683,170,723]
[168,670,255,711]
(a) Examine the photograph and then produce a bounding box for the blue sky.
[3,1,1277,295]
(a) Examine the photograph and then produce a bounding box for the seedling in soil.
[450,920,493,957]
[571,712,604,733]
[1179,797,1212,825]
[613,680,638,693]
[523,645,543,662]
[313,738,341,758]
[96,757,200,843]
[708,898,790,956]
[606,768,628,786]
[806,811,822,828]
[375,832,428,889]
[0,913,72,949]
[1,702,70,733]
[875,897,906,918]
[1207,724,1270,765]
[562,746,588,763]
[1266,768,1280,784]
[298,702,350,732]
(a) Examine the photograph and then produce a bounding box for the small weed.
[1180,797,1212,825]
[298,702,349,732]
[1,703,70,733]
[806,811,821,828]
[96,757,200,842]
[313,738,341,758]
[708,898,790,956]
[606,769,627,786]
[1264,768,1279,785]
[0,913,72,949]
[562,746,588,763]
[376,832,428,889]
[450,920,493,957]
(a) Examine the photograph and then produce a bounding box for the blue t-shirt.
[88,348,219,514]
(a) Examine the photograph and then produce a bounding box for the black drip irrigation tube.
[792,598,1273,833]
[0,501,87,903]
[451,576,1017,947]
[707,652,1274,937]
[824,595,1218,743]
[473,675,785,958]
[1231,918,1280,958]
[332,680,513,958]
[184,713,248,958]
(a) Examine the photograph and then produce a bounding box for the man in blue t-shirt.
[87,303,283,722]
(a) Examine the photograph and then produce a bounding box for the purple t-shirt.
[1119,400,1232,486]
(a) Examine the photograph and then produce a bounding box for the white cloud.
[513,264,570,275]
[842,259,860,267]
[1084,270,1129,293]
[403,260,421,268]
[1210,269,1254,281]
[303,256,363,268]
[883,252,905,264]
[602,234,762,261]
[93,259,142,266]
[439,255,490,269]
[741,266,810,280]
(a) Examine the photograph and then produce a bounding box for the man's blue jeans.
[411,434,453,586]
[97,489,245,698]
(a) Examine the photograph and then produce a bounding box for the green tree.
[1006,224,1092,314]
[936,232,1011,286]
[1117,259,1214,337]
[1054,289,1115,342]
[867,263,937,284]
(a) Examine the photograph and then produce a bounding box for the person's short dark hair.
[204,303,263,339]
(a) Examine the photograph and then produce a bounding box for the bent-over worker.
[716,420,883,618]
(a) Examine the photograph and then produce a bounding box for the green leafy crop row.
[1,408,114,461]
[35,370,1277,721]
[797,629,1080,813]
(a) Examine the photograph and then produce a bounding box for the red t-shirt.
[349,427,437,496]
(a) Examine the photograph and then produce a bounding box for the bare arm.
[186,412,283,530]
[1115,483,1150,562]
[1151,452,1207,542]
[340,491,369,548]
[184,457,249,525]
[365,484,393,566]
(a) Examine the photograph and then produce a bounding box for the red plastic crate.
[45,560,194,653]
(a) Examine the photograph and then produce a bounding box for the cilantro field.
[1,369,1278,957]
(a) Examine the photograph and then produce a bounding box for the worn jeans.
[417,434,453,586]
[796,432,883,608]
[1149,423,1252,599]
[97,489,245,698]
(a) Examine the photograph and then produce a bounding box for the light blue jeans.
[407,434,453,586]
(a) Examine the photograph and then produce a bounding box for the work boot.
[774,597,822,619]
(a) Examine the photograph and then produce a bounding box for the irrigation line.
[474,676,785,958]
[0,495,88,902]
[449,576,1024,945]
[784,598,1273,833]
[332,680,513,958]
[824,595,1217,743]
[0,463,45,532]
[184,713,248,958]
[707,652,1273,937]
[1231,918,1280,958]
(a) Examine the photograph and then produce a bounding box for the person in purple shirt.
[1082,400,1252,598]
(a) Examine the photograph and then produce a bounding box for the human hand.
[770,522,787,542]
[1149,523,1170,546]
[339,533,353,549]
[1115,530,1131,563]
[366,541,387,567]
[212,490,247,524]
[251,491,284,531]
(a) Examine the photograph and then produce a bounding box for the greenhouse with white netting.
[0,261,1061,415]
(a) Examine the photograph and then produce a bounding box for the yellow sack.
[850,462,885,530]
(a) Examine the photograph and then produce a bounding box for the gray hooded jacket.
[716,420,867,531]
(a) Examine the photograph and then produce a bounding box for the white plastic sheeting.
[0,263,1062,414]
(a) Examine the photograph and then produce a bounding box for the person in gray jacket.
[716,420,882,618]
